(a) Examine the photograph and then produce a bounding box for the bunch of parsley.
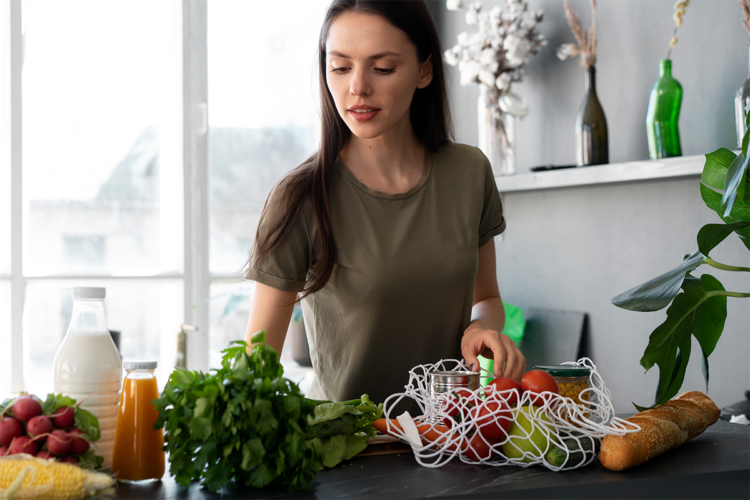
[153,331,323,492]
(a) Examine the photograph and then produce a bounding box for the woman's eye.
[331,67,349,73]
[375,68,395,74]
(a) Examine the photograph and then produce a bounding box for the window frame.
[5,0,212,394]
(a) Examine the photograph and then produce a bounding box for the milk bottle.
[52,287,122,469]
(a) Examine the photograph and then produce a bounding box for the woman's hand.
[461,319,526,382]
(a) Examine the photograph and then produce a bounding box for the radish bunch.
[0,393,102,469]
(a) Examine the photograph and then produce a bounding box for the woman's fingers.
[461,323,526,382]
[499,335,525,382]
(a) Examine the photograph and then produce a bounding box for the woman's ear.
[417,54,433,89]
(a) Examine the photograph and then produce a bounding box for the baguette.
[599,391,720,471]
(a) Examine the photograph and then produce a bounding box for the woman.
[245,0,525,405]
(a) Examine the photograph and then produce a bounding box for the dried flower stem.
[563,0,596,67]
[741,0,750,36]
[667,0,689,60]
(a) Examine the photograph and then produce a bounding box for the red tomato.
[464,432,494,462]
[485,377,523,406]
[441,388,479,427]
[521,370,559,406]
[471,400,512,442]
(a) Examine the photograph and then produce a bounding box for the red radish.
[67,428,90,455]
[0,446,8,456]
[50,407,75,430]
[60,455,78,464]
[0,417,22,446]
[26,415,53,443]
[35,450,53,459]
[9,436,37,455]
[46,430,72,456]
[11,396,42,422]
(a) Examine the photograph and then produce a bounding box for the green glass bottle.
[575,66,609,166]
[646,59,683,159]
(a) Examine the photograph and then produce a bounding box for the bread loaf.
[599,391,720,471]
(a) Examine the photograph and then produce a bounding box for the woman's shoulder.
[433,141,492,179]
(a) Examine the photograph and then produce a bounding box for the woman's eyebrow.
[328,50,401,60]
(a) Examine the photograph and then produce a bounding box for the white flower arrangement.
[444,0,546,110]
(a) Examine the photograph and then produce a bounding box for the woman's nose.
[349,68,372,97]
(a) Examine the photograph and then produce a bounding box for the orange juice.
[112,361,165,482]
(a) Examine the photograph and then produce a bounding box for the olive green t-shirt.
[246,142,506,405]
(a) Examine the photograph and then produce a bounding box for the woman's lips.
[349,109,380,122]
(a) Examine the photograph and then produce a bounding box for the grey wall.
[441,0,747,168]
[438,0,750,411]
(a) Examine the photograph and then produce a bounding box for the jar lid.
[73,287,106,299]
[124,360,157,370]
[532,365,591,377]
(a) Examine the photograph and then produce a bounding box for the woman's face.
[325,12,433,140]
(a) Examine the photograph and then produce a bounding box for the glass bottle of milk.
[53,287,122,470]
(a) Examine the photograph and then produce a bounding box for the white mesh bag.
[380,358,640,470]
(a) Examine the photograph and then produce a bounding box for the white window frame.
[5,0,212,393]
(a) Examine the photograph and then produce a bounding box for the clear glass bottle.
[53,287,121,470]
[576,65,609,166]
[646,59,683,159]
[112,361,165,483]
[735,40,750,149]
[478,85,517,176]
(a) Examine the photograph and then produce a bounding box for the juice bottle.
[112,361,165,482]
[53,287,122,469]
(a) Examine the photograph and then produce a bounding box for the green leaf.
[309,402,363,427]
[700,344,710,393]
[721,153,750,217]
[701,148,737,191]
[74,407,101,442]
[635,274,727,410]
[241,438,265,470]
[76,449,105,471]
[691,274,727,358]
[250,399,278,435]
[611,250,706,312]
[0,398,14,417]
[317,434,349,468]
[41,393,78,415]
[250,330,267,345]
[311,413,358,439]
[248,464,275,488]
[697,222,750,256]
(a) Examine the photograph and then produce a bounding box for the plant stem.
[704,257,750,273]
[706,290,750,299]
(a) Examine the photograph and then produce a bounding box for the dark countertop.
[116,420,750,500]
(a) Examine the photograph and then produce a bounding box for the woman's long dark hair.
[251,0,453,298]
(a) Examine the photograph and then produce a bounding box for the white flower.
[520,11,537,29]
[457,31,471,47]
[479,69,496,86]
[465,9,478,26]
[446,0,463,11]
[478,12,491,31]
[556,43,579,61]
[444,49,460,66]
[503,34,531,67]
[489,5,502,25]
[458,59,481,86]
[470,1,482,11]
[495,72,512,91]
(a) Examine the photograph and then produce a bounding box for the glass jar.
[532,365,591,407]
[112,361,165,483]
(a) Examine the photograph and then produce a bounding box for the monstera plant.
[612,106,750,411]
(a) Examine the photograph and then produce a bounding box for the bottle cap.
[124,360,157,370]
[73,287,106,299]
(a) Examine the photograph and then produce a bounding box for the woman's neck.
[339,117,426,195]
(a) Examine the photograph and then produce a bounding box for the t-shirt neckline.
[335,149,433,200]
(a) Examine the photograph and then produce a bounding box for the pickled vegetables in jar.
[531,365,591,420]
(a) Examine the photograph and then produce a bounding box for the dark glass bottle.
[575,66,609,166]
[646,59,682,159]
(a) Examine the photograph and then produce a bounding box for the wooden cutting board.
[358,434,412,456]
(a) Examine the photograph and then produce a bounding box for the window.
[3,0,324,399]
[206,0,329,370]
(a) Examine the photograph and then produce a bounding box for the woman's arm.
[245,282,298,355]
[461,238,526,381]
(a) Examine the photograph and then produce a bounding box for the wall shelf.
[495,154,706,194]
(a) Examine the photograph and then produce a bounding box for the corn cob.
[0,454,115,499]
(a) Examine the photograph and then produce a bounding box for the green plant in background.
[612,106,750,411]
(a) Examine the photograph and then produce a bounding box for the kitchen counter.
[115,419,749,499]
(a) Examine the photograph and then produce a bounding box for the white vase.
[477,86,516,176]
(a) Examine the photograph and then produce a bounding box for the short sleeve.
[477,156,506,247]
[244,188,313,293]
